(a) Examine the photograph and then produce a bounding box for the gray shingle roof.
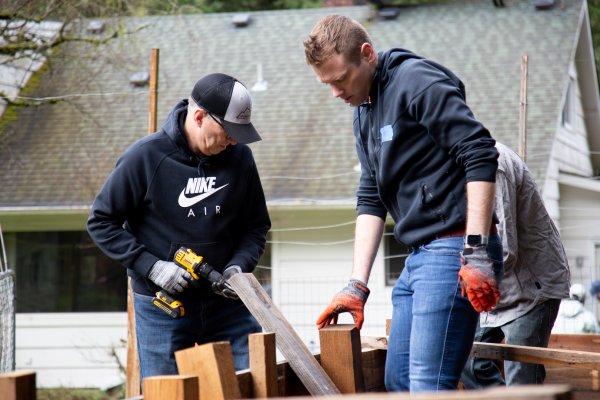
[0,0,585,208]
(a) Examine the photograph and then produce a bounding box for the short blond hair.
[303,15,372,66]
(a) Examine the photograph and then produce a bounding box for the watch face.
[465,234,487,247]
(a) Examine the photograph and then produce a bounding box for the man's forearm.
[465,181,496,236]
[351,214,385,284]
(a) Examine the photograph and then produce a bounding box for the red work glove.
[458,247,500,312]
[316,279,370,330]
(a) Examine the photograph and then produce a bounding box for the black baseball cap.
[191,73,261,144]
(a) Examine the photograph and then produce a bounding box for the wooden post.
[0,370,36,400]
[149,48,160,133]
[228,273,340,396]
[249,332,278,398]
[175,342,241,400]
[319,324,365,393]
[143,375,199,400]
[126,47,160,398]
[125,279,140,397]
[519,53,528,161]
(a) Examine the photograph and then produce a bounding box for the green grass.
[37,384,124,400]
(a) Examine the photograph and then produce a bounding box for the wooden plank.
[361,335,388,351]
[237,348,386,396]
[319,324,364,393]
[544,333,600,393]
[143,375,199,400]
[362,336,600,369]
[267,384,571,399]
[175,342,241,400]
[548,334,600,352]
[360,349,386,392]
[0,370,36,400]
[126,278,140,397]
[228,273,340,396]
[249,332,278,398]
[471,342,600,369]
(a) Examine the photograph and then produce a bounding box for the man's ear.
[194,108,207,126]
[360,43,376,64]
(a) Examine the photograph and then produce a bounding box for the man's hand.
[316,279,370,330]
[458,247,500,312]
[211,265,241,300]
[148,260,193,294]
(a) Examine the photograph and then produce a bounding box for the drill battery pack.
[152,291,185,319]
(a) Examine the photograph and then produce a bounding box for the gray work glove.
[211,265,241,300]
[147,260,193,294]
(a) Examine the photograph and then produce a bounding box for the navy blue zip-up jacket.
[87,99,271,296]
[354,49,498,247]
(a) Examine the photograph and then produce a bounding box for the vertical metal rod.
[519,53,528,162]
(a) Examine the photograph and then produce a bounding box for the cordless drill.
[151,247,231,318]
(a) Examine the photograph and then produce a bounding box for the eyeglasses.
[208,112,235,142]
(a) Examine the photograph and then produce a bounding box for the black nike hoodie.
[87,99,271,296]
[354,49,498,247]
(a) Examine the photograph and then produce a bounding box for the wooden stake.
[519,53,528,161]
[249,332,278,398]
[126,47,160,398]
[228,273,340,396]
[143,375,199,400]
[125,278,140,398]
[319,324,365,393]
[149,48,160,133]
[175,342,241,400]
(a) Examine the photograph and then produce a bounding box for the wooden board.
[470,342,600,369]
[175,342,241,400]
[228,273,340,396]
[267,384,571,399]
[0,370,36,400]
[249,332,278,398]
[545,334,600,393]
[319,324,365,393]
[143,375,199,400]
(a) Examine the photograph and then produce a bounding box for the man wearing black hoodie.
[304,15,501,392]
[87,73,270,381]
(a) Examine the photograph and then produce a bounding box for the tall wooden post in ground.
[126,47,159,398]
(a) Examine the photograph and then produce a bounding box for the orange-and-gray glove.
[316,279,370,330]
[458,247,500,312]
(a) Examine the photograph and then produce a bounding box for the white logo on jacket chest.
[178,177,228,208]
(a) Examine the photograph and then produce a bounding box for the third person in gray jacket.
[461,142,571,387]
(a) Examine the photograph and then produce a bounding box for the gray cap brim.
[221,120,262,144]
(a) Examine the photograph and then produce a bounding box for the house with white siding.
[0,0,598,388]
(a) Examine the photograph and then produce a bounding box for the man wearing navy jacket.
[304,15,501,392]
[88,73,270,381]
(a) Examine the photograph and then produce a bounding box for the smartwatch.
[464,234,488,247]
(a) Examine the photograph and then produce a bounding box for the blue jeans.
[133,292,261,381]
[461,298,560,387]
[385,235,503,392]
